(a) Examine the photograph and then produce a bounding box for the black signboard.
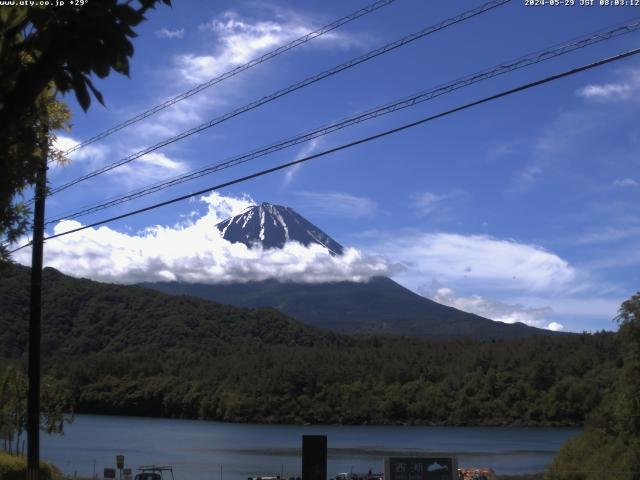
[104,468,117,479]
[385,457,457,480]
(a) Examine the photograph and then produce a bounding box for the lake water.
[41,415,580,480]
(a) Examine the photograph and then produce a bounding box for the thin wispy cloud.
[577,82,633,99]
[283,138,322,185]
[487,141,519,159]
[505,69,640,192]
[576,225,640,246]
[613,178,639,188]
[156,28,185,40]
[410,190,462,217]
[295,191,377,219]
[509,109,606,192]
[119,7,355,172]
[53,135,110,167]
[428,286,560,330]
[570,198,640,246]
[576,68,640,101]
[179,11,316,84]
[109,151,189,186]
[67,5,357,187]
[514,295,623,322]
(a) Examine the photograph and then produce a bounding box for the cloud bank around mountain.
[429,286,562,331]
[13,192,580,332]
[13,192,398,285]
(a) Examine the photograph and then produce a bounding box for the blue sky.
[14,0,640,333]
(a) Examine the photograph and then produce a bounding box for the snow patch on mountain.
[216,202,344,255]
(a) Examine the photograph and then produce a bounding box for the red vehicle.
[457,468,497,480]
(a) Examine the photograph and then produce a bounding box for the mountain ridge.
[203,200,561,339]
[142,276,560,340]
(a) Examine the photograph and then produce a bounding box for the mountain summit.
[216,202,344,255]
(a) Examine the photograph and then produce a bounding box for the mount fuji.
[216,202,343,255]
[143,202,559,339]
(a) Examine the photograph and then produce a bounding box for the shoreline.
[71,409,585,429]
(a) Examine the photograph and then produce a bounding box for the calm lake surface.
[41,415,580,480]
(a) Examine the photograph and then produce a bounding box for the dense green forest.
[0,263,622,426]
[46,335,619,426]
[546,292,640,480]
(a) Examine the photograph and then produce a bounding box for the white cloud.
[547,322,564,332]
[577,83,633,100]
[487,141,519,159]
[53,135,109,167]
[511,70,640,192]
[126,96,210,143]
[139,152,185,171]
[112,151,189,185]
[410,191,461,216]
[294,191,376,219]
[613,178,639,188]
[284,138,322,185]
[375,233,575,292]
[576,225,640,245]
[13,192,398,284]
[108,7,357,170]
[411,192,441,215]
[100,8,354,151]
[178,11,311,84]
[200,191,256,220]
[510,110,600,192]
[576,69,640,101]
[527,296,621,319]
[156,28,185,40]
[177,8,360,84]
[430,286,556,329]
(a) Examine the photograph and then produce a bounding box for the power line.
[60,0,399,157]
[45,18,640,225]
[11,46,640,254]
[47,0,511,197]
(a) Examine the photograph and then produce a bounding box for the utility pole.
[27,150,47,480]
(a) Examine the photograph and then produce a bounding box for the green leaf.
[70,72,91,111]
[83,75,105,107]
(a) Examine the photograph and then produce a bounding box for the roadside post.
[302,435,327,480]
[117,455,125,480]
[384,457,459,480]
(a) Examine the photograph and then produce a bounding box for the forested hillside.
[0,264,341,358]
[0,262,622,426]
[142,277,554,339]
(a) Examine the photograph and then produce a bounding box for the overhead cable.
[45,18,640,225]
[9,45,639,254]
[61,0,399,156]
[47,0,511,197]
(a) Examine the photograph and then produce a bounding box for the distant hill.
[0,263,342,358]
[142,276,556,340]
